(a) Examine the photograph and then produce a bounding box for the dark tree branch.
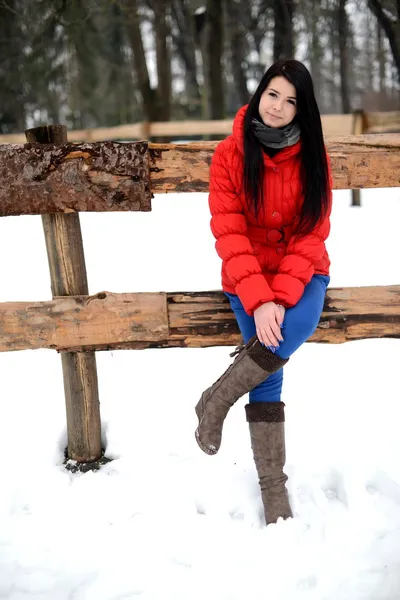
[368,0,400,84]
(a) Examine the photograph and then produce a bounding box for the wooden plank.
[25,124,102,464]
[321,114,354,137]
[0,286,398,352]
[0,141,151,216]
[0,134,399,217]
[149,141,215,193]
[150,119,234,137]
[365,111,400,133]
[0,124,145,144]
[0,114,367,143]
[148,134,400,193]
[67,123,145,142]
[1,112,398,144]
[0,292,168,351]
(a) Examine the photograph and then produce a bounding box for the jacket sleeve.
[209,141,275,315]
[270,155,333,307]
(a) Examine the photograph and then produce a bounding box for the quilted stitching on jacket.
[209,105,332,315]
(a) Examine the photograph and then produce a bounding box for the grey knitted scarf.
[252,118,301,149]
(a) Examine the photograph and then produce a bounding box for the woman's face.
[258,76,297,127]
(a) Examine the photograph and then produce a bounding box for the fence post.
[25,125,102,464]
[141,120,151,140]
[351,110,365,207]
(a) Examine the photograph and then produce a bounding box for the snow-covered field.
[0,188,399,600]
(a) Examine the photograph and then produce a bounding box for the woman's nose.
[272,99,282,112]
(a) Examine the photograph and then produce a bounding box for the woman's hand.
[277,304,286,322]
[254,302,284,347]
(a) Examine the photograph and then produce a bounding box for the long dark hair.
[243,59,329,235]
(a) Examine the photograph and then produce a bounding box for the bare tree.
[149,0,172,121]
[171,0,201,112]
[376,17,387,91]
[338,0,351,111]
[238,0,273,82]
[274,0,295,60]
[226,0,250,106]
[0,0,26,132]
[194,0,225,118]
[368,0,400,85]
[123,0,172,122]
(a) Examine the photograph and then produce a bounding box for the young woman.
[194,60,332,525]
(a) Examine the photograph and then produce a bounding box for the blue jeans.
[225,275,330,403]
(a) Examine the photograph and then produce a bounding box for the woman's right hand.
[254,302,284,347]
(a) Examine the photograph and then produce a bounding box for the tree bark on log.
[0,141,151,216]
[0,134,399,216]
[0,286,398,352]
[25,125,102,464]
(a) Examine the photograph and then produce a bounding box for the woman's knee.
[283,311,321,341]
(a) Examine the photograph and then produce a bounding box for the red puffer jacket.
[209,104,332,315]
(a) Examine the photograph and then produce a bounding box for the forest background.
[0,0,399,136]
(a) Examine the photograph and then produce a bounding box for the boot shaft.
[246,401,292,524]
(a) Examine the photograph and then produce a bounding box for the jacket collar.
[232,104,302,166]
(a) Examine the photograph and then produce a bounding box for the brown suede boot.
[195,336,288,455]
[245,401,292,525]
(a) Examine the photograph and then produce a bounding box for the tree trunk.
[364,7,375,91]
[327,5,340,113]
[171,0,201,114]
[377,18,387,92]
[273,0,294,61]
[226,0,250,107]
[368,0,400,86]
[100,1,137,126]
[153,0,172,122]
[0,0,25,133]
[206,0,225,119]
[338,0,351,112]
[306,0,323,108]
[124,0,159,122]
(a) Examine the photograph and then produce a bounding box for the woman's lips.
[267,113,281,120]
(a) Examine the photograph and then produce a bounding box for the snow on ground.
[0,188,399,600]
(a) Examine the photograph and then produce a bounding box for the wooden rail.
[0,111,398,144]
[0,135,399,216]
[0,286,399,352]
[364,111,400,133]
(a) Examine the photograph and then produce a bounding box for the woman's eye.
[268,92,277,97]
[288,99,296,105]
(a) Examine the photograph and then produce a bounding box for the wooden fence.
[0,111,399,145]
[1,126,399,466]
